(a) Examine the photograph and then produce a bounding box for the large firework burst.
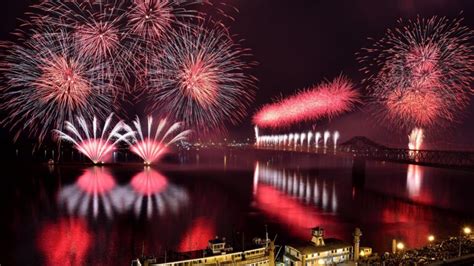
[147,24,256,134]
[358,16,474,130]
[125,0,206,92]
[253,76,359,129]
[32,0,133,94]
[0,28,114,143]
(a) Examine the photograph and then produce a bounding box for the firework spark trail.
[147,23,256,135]
[253,76,359,129]
[123,116,191,165]
[54,113,133,164]
[358,16,474,130]
[0,28,114,144]
[408,128,424,151]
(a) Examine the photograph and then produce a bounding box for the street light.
[463,227,471,235]
[396,242,405,252]
[428,235,435,243]
[459,226,471,257]
[317,259,325,265]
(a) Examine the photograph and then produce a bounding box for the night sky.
[2,0,474,149]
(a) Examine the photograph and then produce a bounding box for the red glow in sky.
[37,218,92,266]
[253,76,359,128]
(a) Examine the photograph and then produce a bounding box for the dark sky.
[2,0,474,149]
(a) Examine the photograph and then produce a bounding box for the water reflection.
[407,164,423,198]
[121,168,189,219]
[178,217,215,252]
[59,167,188,219]
[253,162,340,239]
[59,167,123,219]
[254,162,338,213]
[37,218,91,266]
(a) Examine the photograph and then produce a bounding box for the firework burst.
[253,76,359,128]
[123,116,191,165]
[0,29,114,143]
[127,0,204,42]
[147,24,256,134]
[54,113,133,164]
[358,16,474,130]
[32,0,134,93]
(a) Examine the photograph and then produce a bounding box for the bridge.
[254,136,474,170]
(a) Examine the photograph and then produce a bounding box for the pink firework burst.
[35,1,126,59]
[32,0,133,94]
[123,116,191,165]
[75,21,122,60]
[253,76,359,129]
[0,28,114,144]
[54,113,133,164]
[147,24,256,134]
[127,0,204,42]
[358,16,474,130]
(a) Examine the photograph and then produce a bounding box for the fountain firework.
[300,133,306,146]
[359,16,474,130]
[253,76,359,128]
[124,116,191,165]
[307,132,313,147]
[254,126,259,145]
[333,131,340,149]
[54,113,133,164]
[323,131,330,149]
[408,128,424,151]
[315,132,321,148]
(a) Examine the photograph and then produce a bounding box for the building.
[283,227,352,265]
[132,236,275,266]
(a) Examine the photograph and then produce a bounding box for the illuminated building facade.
[283,227,352,265]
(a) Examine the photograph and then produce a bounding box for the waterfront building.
[283,227,352,265]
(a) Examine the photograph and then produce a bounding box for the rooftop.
[287,238,351,255]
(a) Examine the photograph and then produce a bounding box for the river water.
[1,148,473,265]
